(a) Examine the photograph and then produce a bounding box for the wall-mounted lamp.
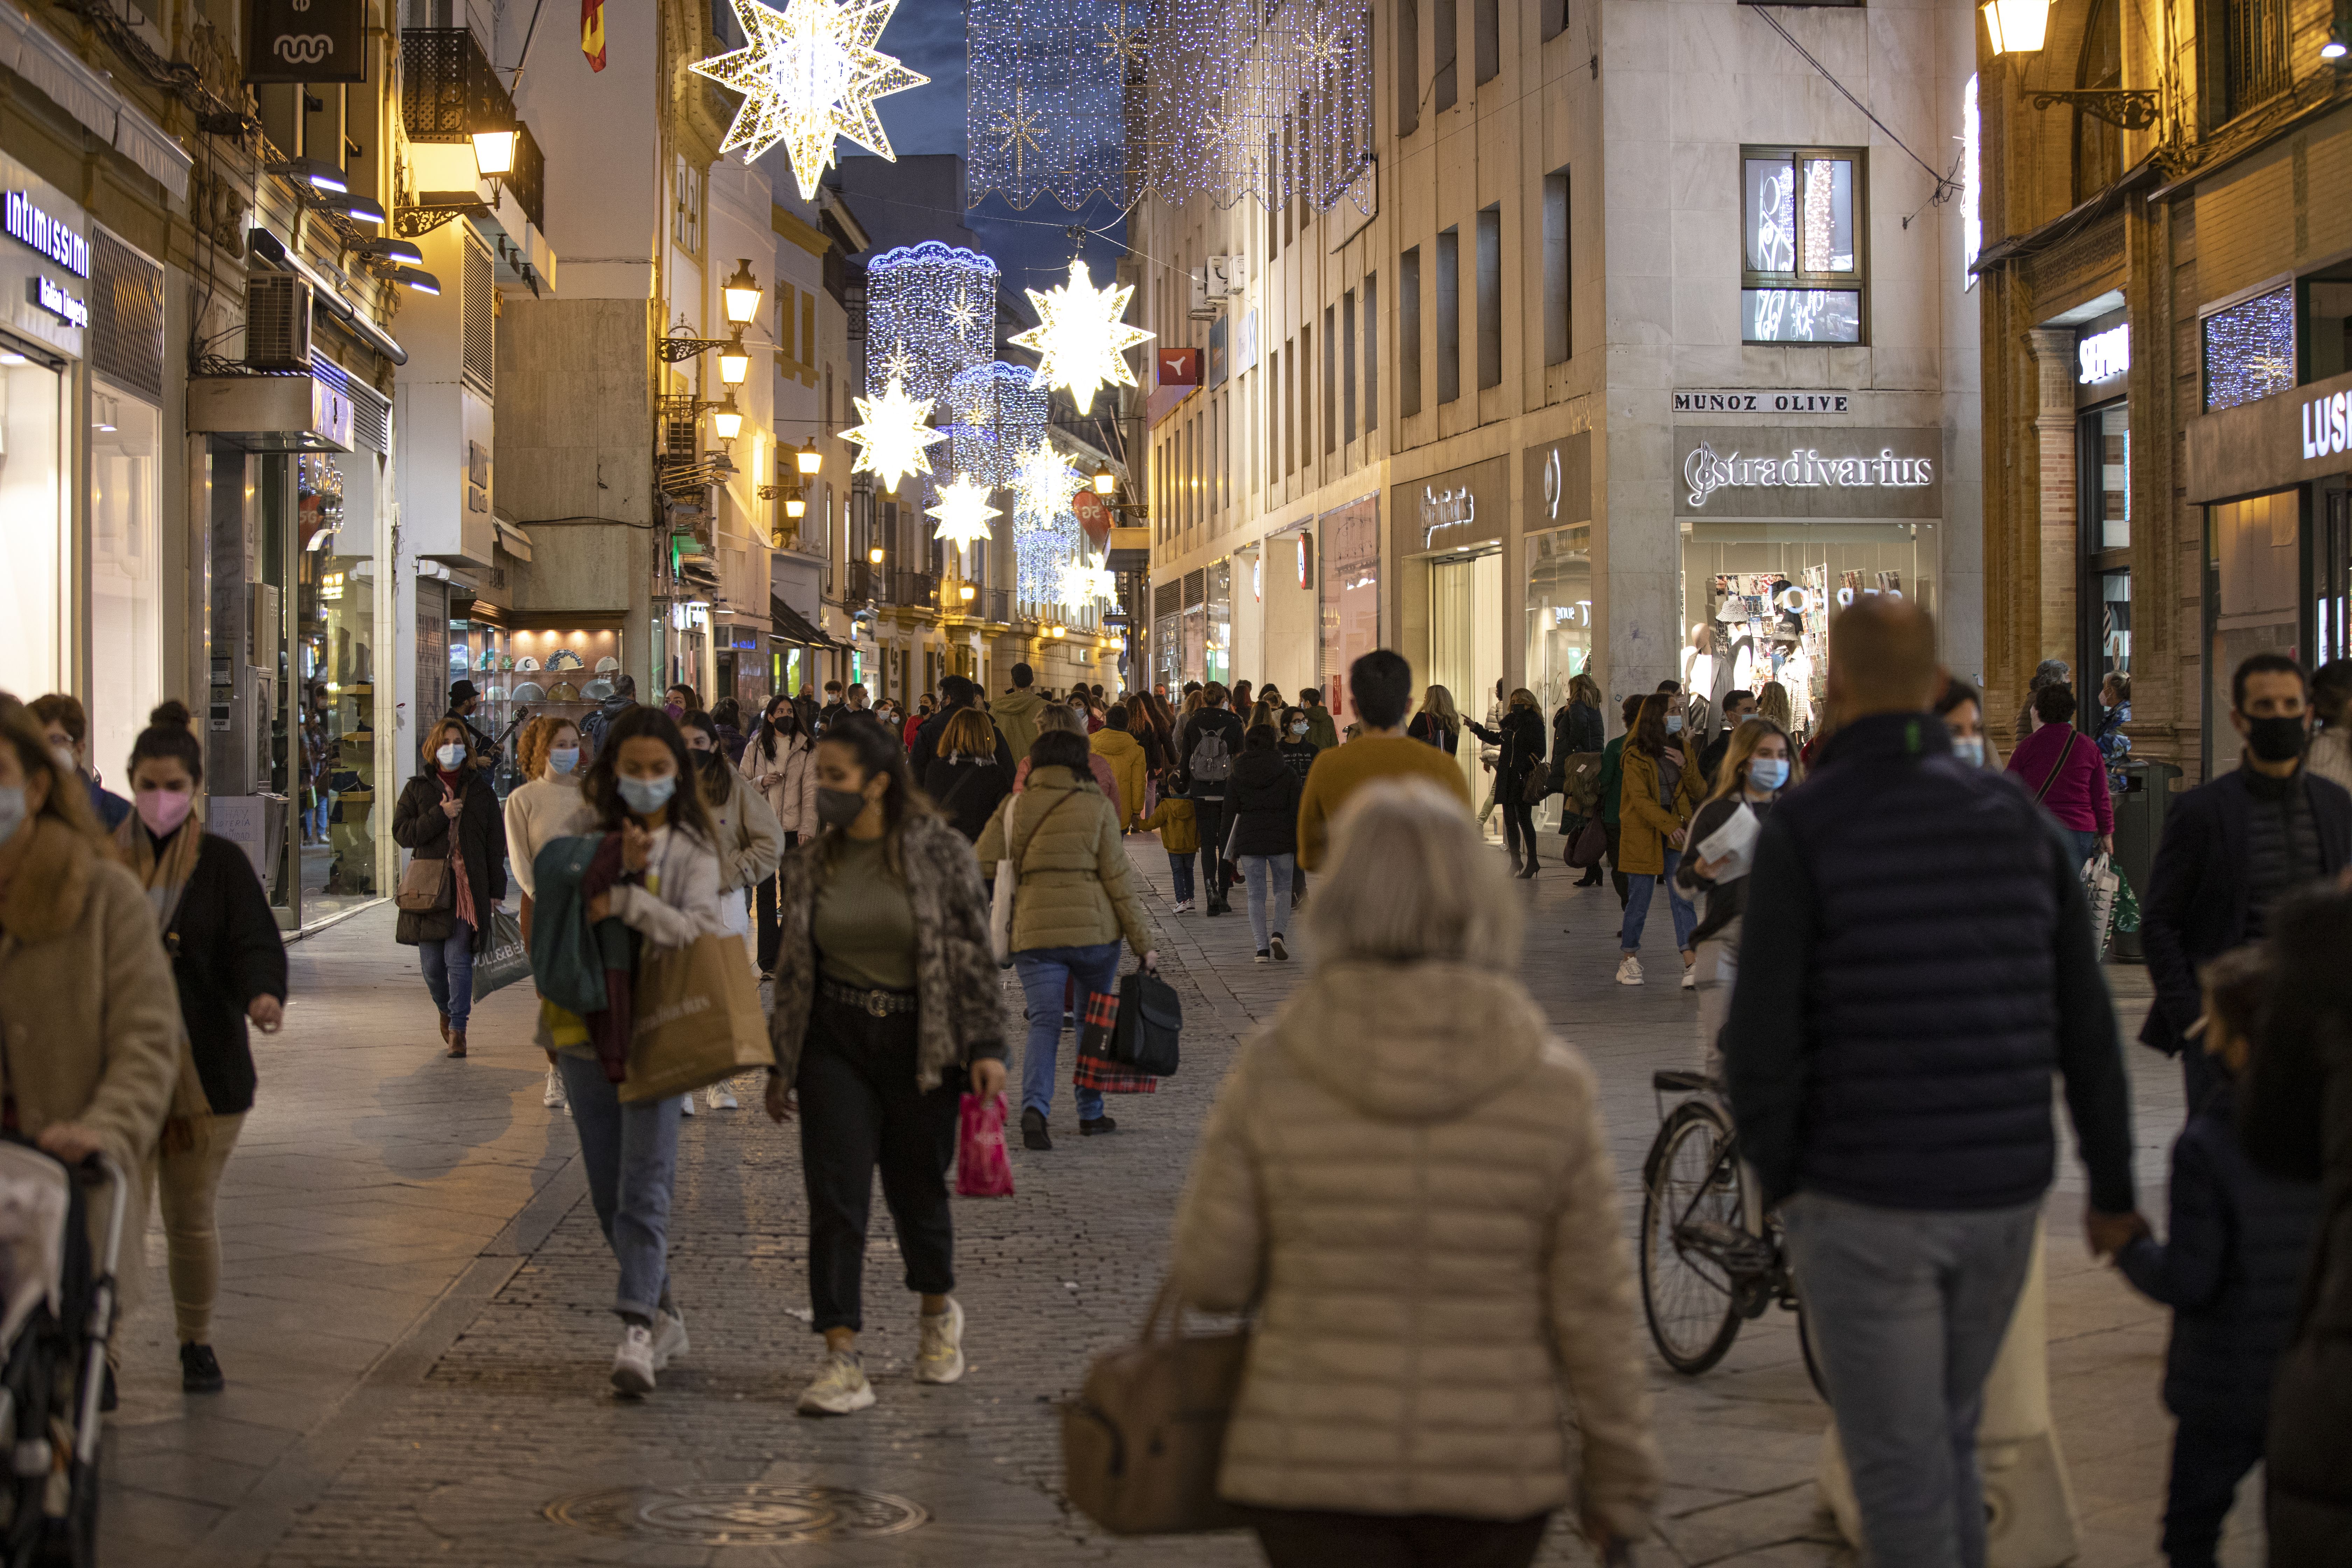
[959,582,976,603]
[1979,0,2049,54]
[713,395,744,441]
[722,258,762,326]
[314,191,387,224]
[719,340,751,386]
[869,546,886,566]
[796,439,823,476]
[266,157,347,194]
[390,266,442,295]
[1092,462,1116,496]
[785,490,808,520]
[359,237,425,267]
[471,128,518,178]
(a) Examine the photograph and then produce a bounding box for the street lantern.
[722,258,762,325]
[1092,462,1116,497]
[785,489,807,519]
[796,439,823,476]
[1980,0,2049,55]
[713,395,743,441]
[869,546,886,565]
[719,339,751,386]
[959,581,976,603]
[471,128,518,177]
[1050,623,1066,639]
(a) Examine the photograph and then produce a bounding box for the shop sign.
[2303,390,2352,460]
[1155,347,1200,388]
[245,0,368,83]
[1398,455,1505,553]
[312,374,354,450]
[1523,431,1592,529]
[1673,389,1853,415]
[3,192,88,278]
[1672,426,1942,518]
[2183,366,2352,503]
[30,274,87,328]
[2078,323,2128,385]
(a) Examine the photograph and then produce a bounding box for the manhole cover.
[543,1482,929,1544]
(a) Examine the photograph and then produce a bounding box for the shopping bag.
[2111,869,2141,935]
[1564,815,1609,870]
[1110,969,1182,1078]
[955,1093,1015,1197]
[2081,852,2121,955]
[470,909,531,1001]
[621,933,771,1103]
[1062,1280,1249,1535]
[1078,987,1158,1093]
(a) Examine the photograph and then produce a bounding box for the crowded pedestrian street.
[99,841,2240,1568]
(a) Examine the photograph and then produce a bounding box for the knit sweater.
[1295,736,1475,871]
[2006,721,2113,835]
[503,777,596,898]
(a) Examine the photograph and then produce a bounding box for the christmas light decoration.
[1060,551,1116,606]
[1009,258,1153,416]
[691,0,929,202]
[942,362,1049,491]
[1009,437,1082,524]
[965,0,1140,210]
[926,474,1002,548]
[866,242,999,407]
[842,376,948,493]
[1016,509,1085,606]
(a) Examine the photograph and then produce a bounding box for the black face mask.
[2246,714,2308,763]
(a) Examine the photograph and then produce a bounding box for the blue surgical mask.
[1665,714,1684,735]
[1952,736,1986,768]
[547,747,579,776]
[1290,721,1308,736]
[617,774,677,815]
[1748,756,1789,792]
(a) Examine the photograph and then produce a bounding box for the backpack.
[1189,725,1233,784]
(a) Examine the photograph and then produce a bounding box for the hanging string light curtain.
[865,242,1000,406]
[964,0,1374,214]
[942,361,1050,490]
[1017,509,1086,607]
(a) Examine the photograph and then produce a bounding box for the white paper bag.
[1695,802,1760,880]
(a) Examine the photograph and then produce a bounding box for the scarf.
[113,809,205,940]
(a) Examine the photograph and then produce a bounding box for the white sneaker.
[1270,934,1288,961]
[679,1093,700,1117]
[1175,899,1194,914]
[1681,965,1697,991]
[1616,955,1645,986]
[611,1324,657,1397]
[914,1298,966,1385]
[707,1081,738,1110]
[797,1349,876,1415]
[542,1067,567,1109]
[1254,949,1269,963]
[651,1306,689,1370]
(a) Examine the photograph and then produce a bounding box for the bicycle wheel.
[1639,1099,1745,1375]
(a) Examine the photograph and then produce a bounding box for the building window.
[2073,0,2123,201]
[1541,0,1568,40]
[1436,226,1462,402]
[1400,247,1423,416]
[672,156,703,254]
[1284,344,1297,474]
[2219,0,2289,121]
[1543,167,1570,363]
[2202,285,2295,411]
[1433,0,1458,111]
[1343,288,1359,442]
[1476,204,1502,388]
[1397,0,1420,136]
[1324,305,1338,451]
[1364,272,1380,430]
[1741,146,1865,344]
[1301,321,1315,465]
[1475,0,1498,83]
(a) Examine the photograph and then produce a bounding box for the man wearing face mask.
[30,694,131,830]
[2140,652,2352,1107]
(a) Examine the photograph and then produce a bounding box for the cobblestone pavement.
[107,837,2255,1567]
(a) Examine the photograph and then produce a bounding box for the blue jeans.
[555,1055,683,1323]
[1783,1190,2039,1568]
[419,918,475,1033]
[1238,854,1294,951]
[1014,942,1122,1122]
[2065,827,2099,870]
[1619,853,1695,954]
[1168,853,1195,903]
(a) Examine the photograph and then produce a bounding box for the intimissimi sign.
[1673,426,1943,518]
[3,192,88,278]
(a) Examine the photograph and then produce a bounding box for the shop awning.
[771,595,845,649]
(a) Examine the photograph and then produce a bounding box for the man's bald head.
[1828,597,1941,718]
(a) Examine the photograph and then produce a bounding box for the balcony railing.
[399,28,511,144]
[508,121,546,234]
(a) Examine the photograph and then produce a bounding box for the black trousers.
[795,995,961,1335]
[1499,791,1538,868]
[2162,1416,2266,1568]
[1250,1509,1551,1568]
[754,831,799,972]
[1192,793,1231,901]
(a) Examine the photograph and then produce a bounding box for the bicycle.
[1638,1069,1827,1397]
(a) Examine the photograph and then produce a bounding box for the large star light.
[690,0,929,201]
[842,377,947,493]
[1009,439,1081,524]
[926,475,1002,548]
[1060,553,1116,606]
[1009,260,1154,416]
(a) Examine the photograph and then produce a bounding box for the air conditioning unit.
[245,274,313,370]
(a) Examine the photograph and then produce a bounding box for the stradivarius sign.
[1684,444,1934,507]
[1673,426,1942,518]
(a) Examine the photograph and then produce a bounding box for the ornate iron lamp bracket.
[2027,88,2162,130]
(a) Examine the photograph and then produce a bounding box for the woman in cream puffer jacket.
[1171,776,1659,1566]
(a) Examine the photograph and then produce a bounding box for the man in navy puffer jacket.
[1723,597,2140,1568]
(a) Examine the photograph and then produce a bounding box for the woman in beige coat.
[1171,776,1659,1567]
[975,729,1155,1152]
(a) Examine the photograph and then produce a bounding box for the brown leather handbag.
[395,853,451,913]
[1062,1282,1250,1535]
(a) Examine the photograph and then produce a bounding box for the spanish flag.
[581,0,606,71]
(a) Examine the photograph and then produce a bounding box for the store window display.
[89,388,161,778]
[0,343,65,698]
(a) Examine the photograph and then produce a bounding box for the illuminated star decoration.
[690,0,929,201]
[842,377,947,493]
[945,289,986,335]
[875,341,916,388]
[1060,552,1116,606]
[990,86,1049,178]
[1009,438,1081,524]
[1009,259,1154,416]
[926,475,1002,548]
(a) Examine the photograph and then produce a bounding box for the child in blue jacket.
[2118,946,2322,1568]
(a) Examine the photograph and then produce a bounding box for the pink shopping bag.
[955,1092,1016,1197]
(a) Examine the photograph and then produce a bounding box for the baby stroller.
[0,1138,127,1567]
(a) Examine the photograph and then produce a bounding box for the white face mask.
[435,742,467,769]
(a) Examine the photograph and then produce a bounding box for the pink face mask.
[136,786,196,837]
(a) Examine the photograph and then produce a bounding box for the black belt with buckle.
[820,978,918,1017]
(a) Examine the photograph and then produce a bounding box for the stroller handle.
[76,1155,132,1278]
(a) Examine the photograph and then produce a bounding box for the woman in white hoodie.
[739,694,818,977]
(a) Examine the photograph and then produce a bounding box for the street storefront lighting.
[1980,0,2049,55]
[315,191,387,224]
[869,546,886,565]
[471,128,519,177]
[959,581,976,602]
[796,439,823,475]
[1092,461,1116,496]
[1049,623,1066,638]
[723,258,763,324]
[719,340,751,385]
[713,396,744,441]
[391,266,442,295]
[266,157,347,194]
[360,238,425,267]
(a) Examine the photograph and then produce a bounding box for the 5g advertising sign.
[246,0,366,83]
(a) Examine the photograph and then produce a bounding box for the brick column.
[2025,328,2078,669]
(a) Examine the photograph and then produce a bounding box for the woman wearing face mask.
[1677,718,1791,1071]
[1615,692,1703,988]
[564,706,729,1396]
[679,710,784,1112]
[663,684,698,721]
[1466,688,1549,879]
[113,702,287,1394]
[1934,679,2002,770]
[391,717,507,1058]
[739,695,820,976]
[505,718,596,1110]
[764,713,1009,1416]
[0,695,180,1410]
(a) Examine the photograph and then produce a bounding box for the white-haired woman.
[1169,777,1660,1567]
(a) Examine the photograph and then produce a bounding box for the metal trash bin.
[2108,758,2181,962]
